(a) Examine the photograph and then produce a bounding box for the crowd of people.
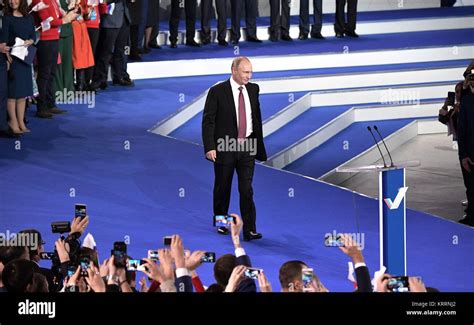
[0,213,435,293]
[0,0,362,138]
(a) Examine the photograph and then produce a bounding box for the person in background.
[230,0,261,44]
[334,0,358,38]
[31,0,78,118]
[299,0,324,40]
[201,0,228,46]
[1,0,36,134]
[269,0,292,42]
[169,0,199,48]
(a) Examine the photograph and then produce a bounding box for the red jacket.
[85,3,106,29]
[32,0,63,41]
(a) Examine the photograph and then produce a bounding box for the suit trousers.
[169,0,197,43]
[335,0,358,33]
[213,150,257,234]
[201,0,228,42]
[230,0,258,41]
[269,0,291,38]
[299,0,323,36]
[36,40,59,112]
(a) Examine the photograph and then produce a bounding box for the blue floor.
[0,77,472,292]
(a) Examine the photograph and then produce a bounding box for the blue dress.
[0,15,36,99]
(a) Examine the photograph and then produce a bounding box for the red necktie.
[238,86,246,140]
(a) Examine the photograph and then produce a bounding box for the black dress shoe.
[35,110,54,119]
[335,32,344,38]
[49,107,68,114]
[113,78,134,87]
[201,38,211,46]
[149,43,161,49]
[247,37,262,43]
[345,30,359,38]
[243,231,262,241]
[459,216,474,226]
[269,35,279,42]
[311,33,325,40]
[91,81,108,91]
[170,42,178,48]
[298,34,308,40]
[281,35,293,41]
[217,227,229,235]
[186,40,200,47]
[129,53,142,61]
[218,39,228,46]
[231,39,239,45]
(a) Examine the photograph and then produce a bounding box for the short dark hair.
[279,260,306,290]
[2,259,39,293]
[205,283,224,292]
[26,273,49,292]
[80,247,99,268]
[19,229,44,257]
[3,0,29,17]
[0,245,29,265]
[213,254,237,287]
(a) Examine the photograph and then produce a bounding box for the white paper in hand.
[82,233,97,250]
[11,38,28,61]
[29,1,49,13]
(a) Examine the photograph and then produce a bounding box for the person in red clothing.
[31,0,78,118]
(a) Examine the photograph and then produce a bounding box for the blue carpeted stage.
[0,6,473,292]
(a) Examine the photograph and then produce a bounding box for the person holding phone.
[202,57,267,241]
[457,69,474,227]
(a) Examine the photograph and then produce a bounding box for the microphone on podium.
[367,126,387,168]
[373,125,394,167]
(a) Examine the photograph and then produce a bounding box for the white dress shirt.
[230,77,253,137]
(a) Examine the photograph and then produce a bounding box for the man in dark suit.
[200,0,228,46]
[230,0,261,44]
[92,0,133,90]
[169,0,199,48]
[457,71,474,227]
[334,0,358,38]
[202,57,266,241]
[299,0,324,40]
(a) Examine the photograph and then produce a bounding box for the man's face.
[232,60,253,85]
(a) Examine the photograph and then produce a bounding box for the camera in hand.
[324,234,345,247]
[74,204,87,220]
[148,250,159,260]
[39,252,56,260]
[447,91,455,106]
[387,276,409,292]
[201,252,216,263]
[163,236,172,246]
[213,215,236,228]
[111,241,127,268]
[79,255,91,277]
[244,267,262,279]
[51,221,71,234]
[302,268,314,292]
[126,259,146,272]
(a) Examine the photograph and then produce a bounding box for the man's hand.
[224,265,246,292]
[409,277,427,293]
[85,264,106,292]
[185,250,205,271]
[158,249,174,281]
[338,234,364,264]
[206,150,216,162]
[0,43,10,54]
[55,238,70,263]
[462,157,473,173]
[170,235,186,269]
[257,271,272,292]
[70,215,89,235]
[230,214,243,247]
[375,274,390,293]
[142,258,165,283]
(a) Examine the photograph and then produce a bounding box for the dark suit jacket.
[202,79,267,164]
[175,275,194,293]
[458,93,474,161]
[100,0,131,29]
[354,265,372,292]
